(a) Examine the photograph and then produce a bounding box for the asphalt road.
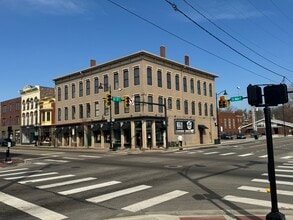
[0,136,292,219]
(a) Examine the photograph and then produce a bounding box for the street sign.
[112,96,122,102]
[230,96,243,102]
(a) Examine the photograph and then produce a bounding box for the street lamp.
[216,90,227,144]
[99,83,113,150]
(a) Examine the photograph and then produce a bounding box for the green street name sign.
[230,96,243,102]
[112,96,122,102]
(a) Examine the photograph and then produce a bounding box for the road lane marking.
[45,159,69,163]
[37,177,97,189]
[238,153,254,157]
[62,157,84,160]
[87,185,152,203]
[223,195,293,209]
[262,173,293,178]
[122,190,188,212]
[33,162,49,165]
[275,169,293,173]
[258,155,267,158]
[79,155,102,158]
[5,172,58,180]
[278,165,293,169]
[0,192,67,220]
[281,156,293,159]
[204,152,219,155]
[252,178,293,186]
[238,185,293,196]
[220,152,236,156]
[0,170,42,177]
[0,168,28,173]
[18,174,74,184]
[58,181,121,195]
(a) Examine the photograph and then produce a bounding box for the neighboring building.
[0,97,21,144]
[239,118,293,136]
[53,47,218,149]
[218,111,244,135]
[39,96,55,146]
[19,85,54,145]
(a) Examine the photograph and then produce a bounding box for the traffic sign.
[112,96,122,102]
[230,96,243,102]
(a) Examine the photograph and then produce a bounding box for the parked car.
[236,133,246,139]
[220,133,233,140]
[0,138,15,147]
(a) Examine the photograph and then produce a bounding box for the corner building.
[53,48,218,149]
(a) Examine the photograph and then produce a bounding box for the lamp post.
[216,90,227,144]
[99,83,113,150]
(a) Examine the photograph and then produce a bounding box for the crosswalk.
[175,149,293,160]
[223,160,293,210]
[0,167,188,219]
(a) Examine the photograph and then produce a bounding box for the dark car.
[220,133,233,140]
[0,138,15,147]
[236,133,246,139]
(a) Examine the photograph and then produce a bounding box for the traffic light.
[124,95,130,108]
[247,84,262,107]
[218,96,225,108]
[106,93,112,106]
[223,100,229,108]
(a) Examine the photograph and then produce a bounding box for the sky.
[1,0,293,110]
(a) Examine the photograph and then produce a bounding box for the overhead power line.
[164,0,288,82]
[105,0,277,83]
[183,0,293,74]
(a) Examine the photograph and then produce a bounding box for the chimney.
[90,59,96,67]
[184,55,189,66]
[160,46,166,58]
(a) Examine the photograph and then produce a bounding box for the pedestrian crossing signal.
[124,96,130,108]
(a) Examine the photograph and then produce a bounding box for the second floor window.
[94,77,99,94]
[86,103,91,118]
[148,95,153,112]
[65,107,68,120]
[95,102,99,117]
[79,104,83,119]
[158,96,163,113]
[72,106,76,120]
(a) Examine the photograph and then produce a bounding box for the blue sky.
[1,0,293,110]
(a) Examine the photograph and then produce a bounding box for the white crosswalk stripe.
[18,174,75,184]
[0,170,42,177]
[0,168,28,173]
[86,184,152,203]
[58,181,121,195]
[122,190,188,212]
[220,152,236,156]
[5,172,58,180]
[238,153,254,157]
[223,195,293,209]
[37,177,97,189]
[222,159,293,210]
[238,185,293,196]
[0,192,67,220]
[45,159,69,163]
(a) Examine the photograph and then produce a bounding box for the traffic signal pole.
[264,106,285,220]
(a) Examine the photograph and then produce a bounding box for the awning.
[76,126,84,133]
[198,125,208,130]
[113,123,121,130]
[101,123,110,131]
[92,124,101,132]
[121,122,130,130]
